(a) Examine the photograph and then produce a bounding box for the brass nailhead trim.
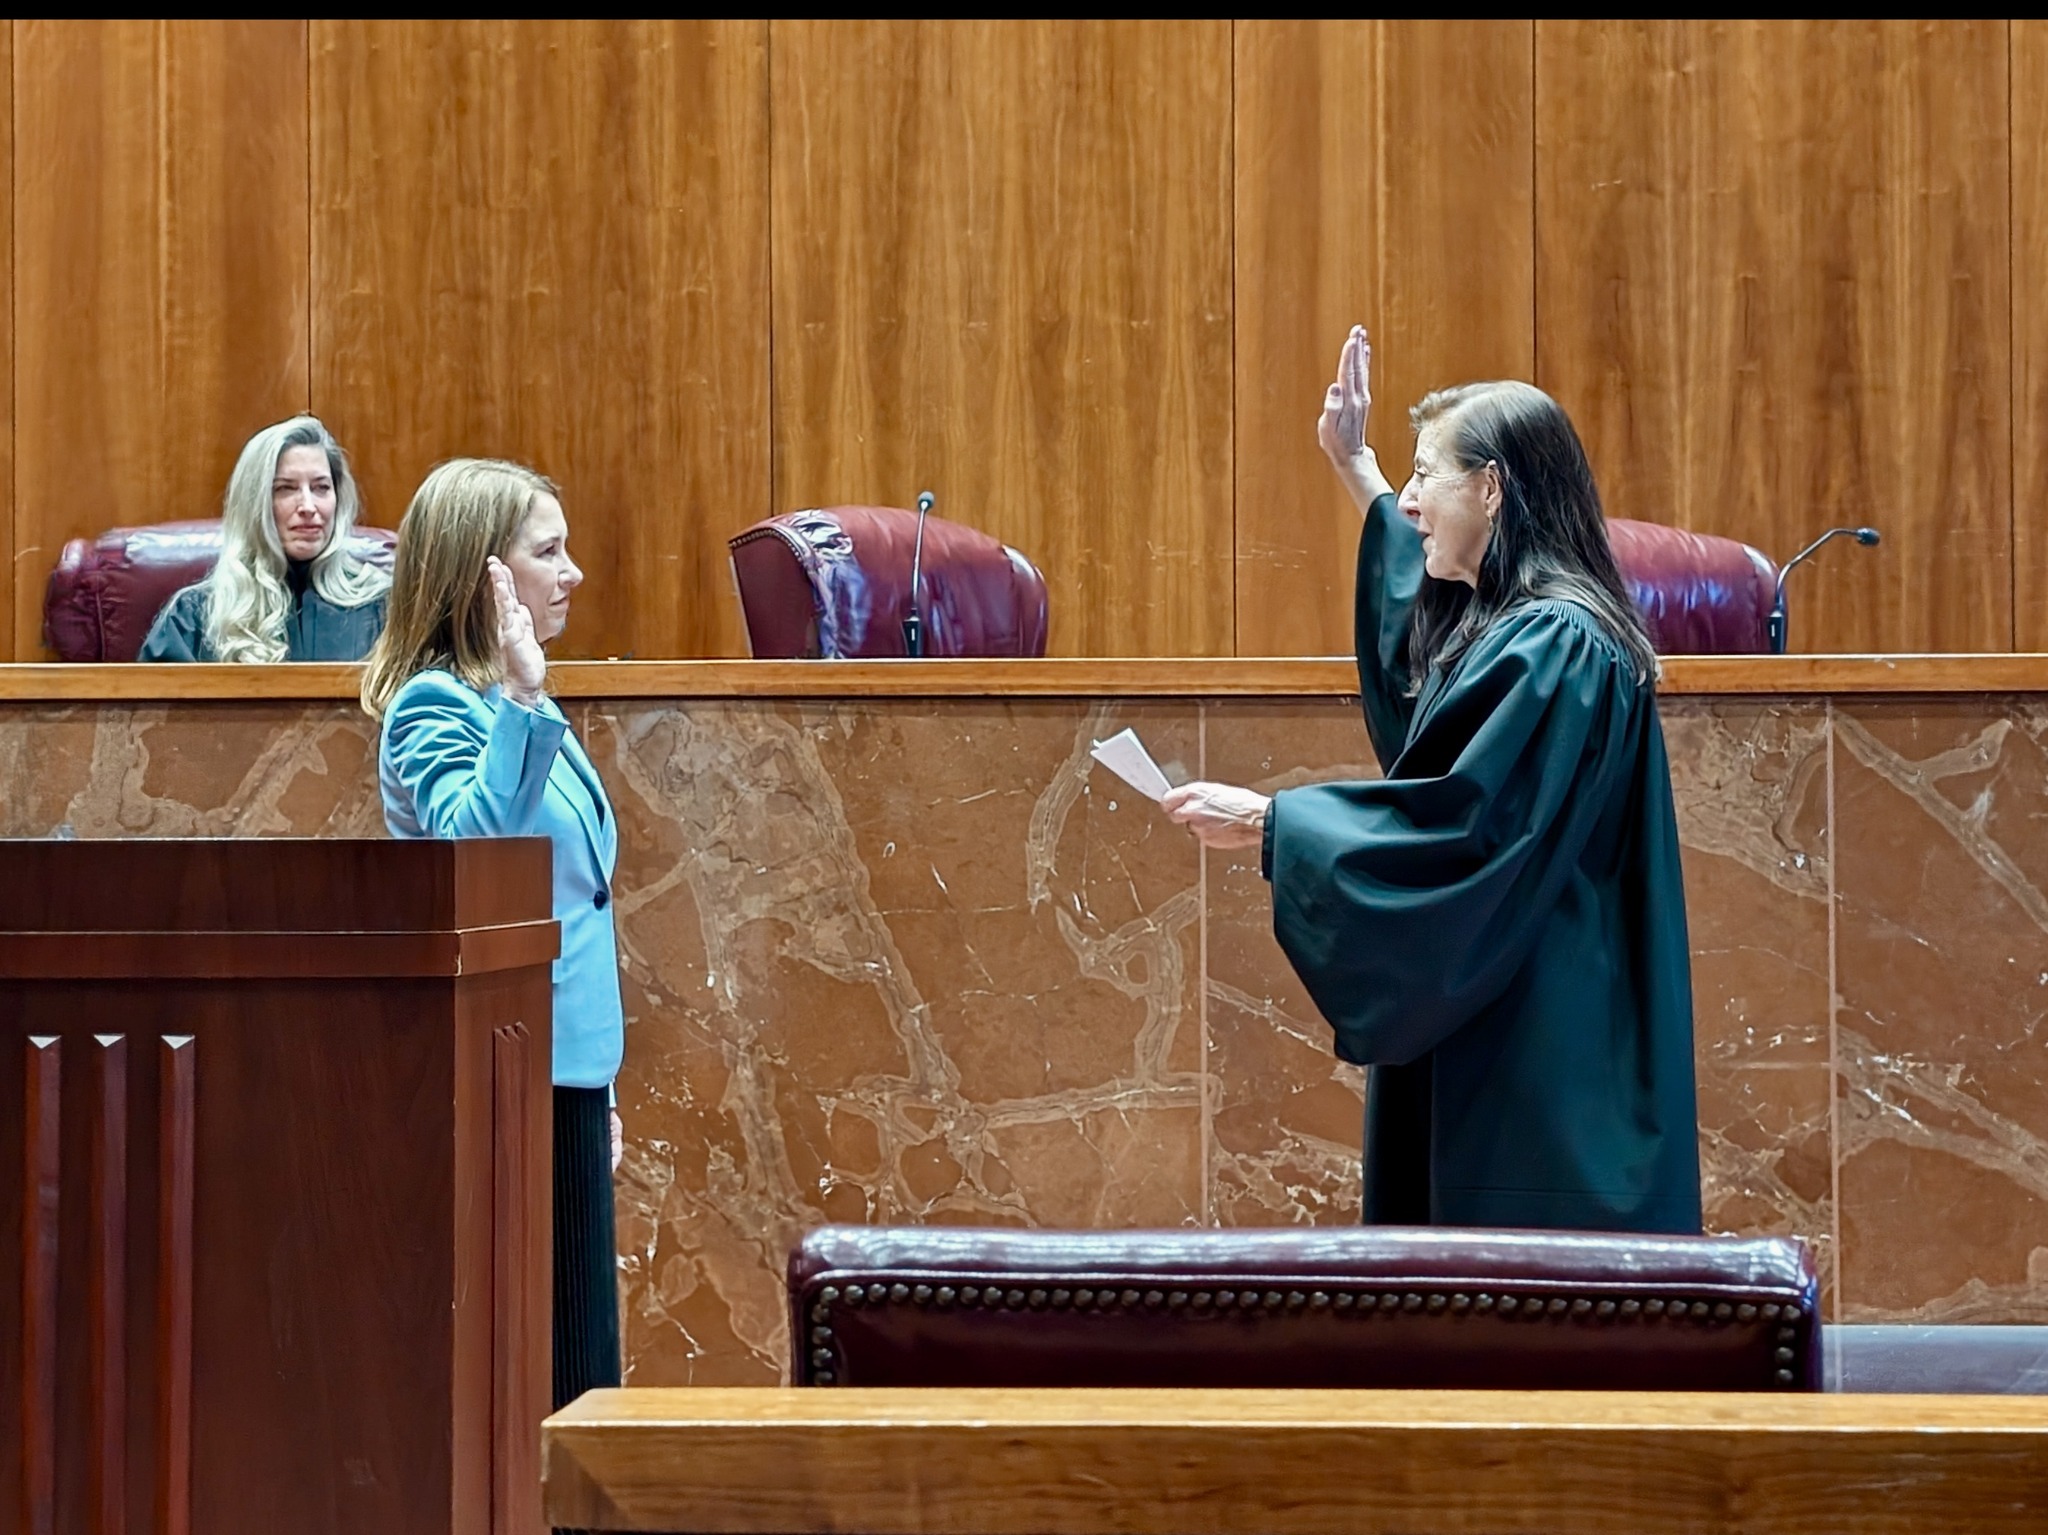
[801,1278,1813,1387]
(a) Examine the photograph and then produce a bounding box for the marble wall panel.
[1662,700,1836,1308]
[582,699,1206,1384]
[0,702,380,836]
[1201,698,1375,1226]
[6,689,2046,1375]
[1833,697,2048,1322]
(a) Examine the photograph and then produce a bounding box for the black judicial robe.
[139,568,387,663]
[1262,493,1701,1235]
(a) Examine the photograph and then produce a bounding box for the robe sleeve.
[1355,491,1425,764]
[1267,602,1639,1067]
[136,585,210,663]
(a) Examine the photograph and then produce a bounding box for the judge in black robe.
[1165,326,1700,1236]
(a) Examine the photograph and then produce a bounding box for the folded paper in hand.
[1089,728,1172,802]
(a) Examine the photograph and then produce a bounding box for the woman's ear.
[1482,460,1504,521]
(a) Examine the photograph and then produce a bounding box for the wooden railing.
[2,654,2047,702]
[541,1385,2048,1534]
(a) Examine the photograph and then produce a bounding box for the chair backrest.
[788,1224,1823,1392]
[1608,518,1777,655]
[43,520,398,662]
[728,506,1049,659]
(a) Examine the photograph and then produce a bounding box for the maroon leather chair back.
[1608,518,1776,655]
[789,1225,1822,1392]
[43,520,397,662]
[729,506,1049,659]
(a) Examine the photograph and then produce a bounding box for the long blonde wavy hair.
[359,459,559,720]
[203,416,389,663]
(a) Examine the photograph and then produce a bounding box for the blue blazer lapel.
[556,722,616,876]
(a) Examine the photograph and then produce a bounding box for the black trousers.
[552,1086,622,1410]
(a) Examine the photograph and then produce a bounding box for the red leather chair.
[790,1225,2048,1397]
[42,520,398,662]
[1608,519,1777,655]
[728,506,1050,659]
[789,1224,1824,1392]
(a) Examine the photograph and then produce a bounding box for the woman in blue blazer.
[359,458,623,1417]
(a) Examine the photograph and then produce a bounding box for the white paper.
[1089,728,1172,802]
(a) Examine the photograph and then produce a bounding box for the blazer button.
[593,889,610,910]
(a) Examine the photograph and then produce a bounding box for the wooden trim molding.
[542,1385,2048,1534]
[0,921,560,980]
[19,1035,62,1535]
[1,654,2046,703]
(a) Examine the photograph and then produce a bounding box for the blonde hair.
[203,416,388,663]
[359,458,559,719]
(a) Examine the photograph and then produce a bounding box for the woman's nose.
[563,559,584,590]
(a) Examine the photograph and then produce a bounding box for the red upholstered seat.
[1607,518,1777,656]
[788,1224,1823,1392]
[728,506,1050,659]
[43,520,397,662]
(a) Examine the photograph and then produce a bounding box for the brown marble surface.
[4,688,2045,1383]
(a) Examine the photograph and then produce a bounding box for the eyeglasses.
[1409,459,1496,487]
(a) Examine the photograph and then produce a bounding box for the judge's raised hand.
[1316,324,1394,506]
[489,555,547,707]
[1160,781,1272,850]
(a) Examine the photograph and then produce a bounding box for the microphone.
[1767,526,1880,654]
[904,490,935,658]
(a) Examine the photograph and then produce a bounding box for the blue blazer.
[377,669,623,1089]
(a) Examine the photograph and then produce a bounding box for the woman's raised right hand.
[488,556,547,705]
[1317,325,1372,462]
[1316,324,1393,504]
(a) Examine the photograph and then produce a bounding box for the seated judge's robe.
[139,560,387,662]
[1261,493,1701,1234]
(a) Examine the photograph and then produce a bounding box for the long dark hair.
[1406,380,1656,688]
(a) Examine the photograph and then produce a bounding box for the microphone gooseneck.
[904,490,935,658]
[1767,526,1881,654]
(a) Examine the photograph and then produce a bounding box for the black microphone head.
[917,490,935,516]
[1854,527,1880,545]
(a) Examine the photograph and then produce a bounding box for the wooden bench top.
[543,1384,2048,1534]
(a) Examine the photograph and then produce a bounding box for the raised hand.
[489,556,547,705]
[1316,324,1393,506]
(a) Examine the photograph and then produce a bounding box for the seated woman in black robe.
[1163,325,1700,1236]
[140,415,389,662]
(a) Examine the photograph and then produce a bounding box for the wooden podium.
[0,838,557,1535]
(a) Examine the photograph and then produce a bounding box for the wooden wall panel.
[771,20,1235,658]
[1536,20,2011,655]
[0,27,14,660]
[2016,20,2048,654]
[13,20,309,660]
[1233,21,1535,658]
[311,20,769,661]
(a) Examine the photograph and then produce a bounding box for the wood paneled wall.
[1,20,2040,659]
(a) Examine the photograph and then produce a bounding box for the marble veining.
[5,688,2047,1377]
